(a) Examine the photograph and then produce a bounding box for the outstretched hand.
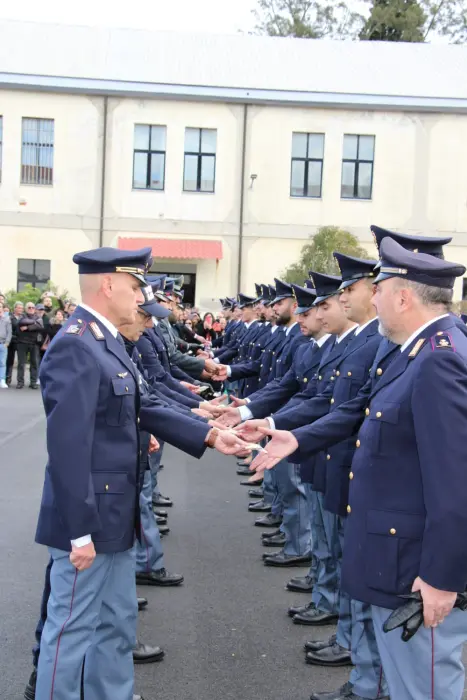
[214,430,251,457]
[236,419,269,443]
[249,429,299,474]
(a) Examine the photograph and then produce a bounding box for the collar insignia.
[89,322,105,340]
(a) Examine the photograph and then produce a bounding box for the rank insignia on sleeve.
[432,332,454,350]
[408,338,425,358]
[89,322,105,340]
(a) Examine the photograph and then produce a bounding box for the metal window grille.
[21,117,54,185]
[132,124,166,190]
[17,258,51,291]
[183,127,216,193]
[290,132,325,198]
[341,135,375,200]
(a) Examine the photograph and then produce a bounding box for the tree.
[359,0,426,41]
[4,281,70,310]
[281,226,374,284]
[252,0,365,40]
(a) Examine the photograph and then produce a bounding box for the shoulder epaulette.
[431,331,454,351]
[65,319,87,336]
[89,321,105,340]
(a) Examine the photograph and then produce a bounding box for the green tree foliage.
[4,281,70,310]
[282,226,374,284]
[253,0,364,39]
[360,0,426,41]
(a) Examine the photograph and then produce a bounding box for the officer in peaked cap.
[333,253,378,290]
[292,283,318,314]
[271,278,294,305]
[289,239,467,700]
[371,225,452,258]
[310,271,343,305]
[33,246,242,700]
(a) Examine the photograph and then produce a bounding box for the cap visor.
[294,305,313,315]
[373,272,394,285]
[140,301,171,319]
[271,294,292,305]
[128,272,147,285]
[313,292,340,306]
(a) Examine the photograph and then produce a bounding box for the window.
[183,128,216,192]
[290,132,324,198]
[341,135,375,200]
[17,259,51,291]
[0,116,3,183]
[21,118,54,185]
[133,124,166,190]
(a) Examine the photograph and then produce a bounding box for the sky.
[0,0,257,35]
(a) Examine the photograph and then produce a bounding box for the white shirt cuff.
[214,357,220,364]
[266,416,276,430]
[71,535,92,547]
[245,398,251,404]
[226,366,232,377]
[238,406,253,421]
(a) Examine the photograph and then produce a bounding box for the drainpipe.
[98,96,109,248]
[236,104,248,293]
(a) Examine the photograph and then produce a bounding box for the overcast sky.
[0,0,257,34]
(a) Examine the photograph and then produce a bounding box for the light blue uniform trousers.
[271,459,311,557]
[372,604,467,700]
[135,469,164,573]
[311,493,342,614]
[36,547,137,700]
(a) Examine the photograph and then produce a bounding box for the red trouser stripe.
[50,567,79,699]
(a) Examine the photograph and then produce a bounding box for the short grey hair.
[395,278,453,310]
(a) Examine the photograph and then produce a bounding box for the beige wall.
[1,89,467,303]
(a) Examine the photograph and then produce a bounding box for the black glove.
[383,591,467,642]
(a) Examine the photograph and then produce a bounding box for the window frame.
[183,127,217,193]
[290,132,325,199]
[21,117,54,186]
[17,258,51,291]
[341,134,375,200]
[132,124,167,191]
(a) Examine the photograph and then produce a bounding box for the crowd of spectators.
[0,290,227,390]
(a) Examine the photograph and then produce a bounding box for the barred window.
[21,118,54,185]
[133,124,166,190]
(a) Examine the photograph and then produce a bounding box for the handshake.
[201,358,230,382]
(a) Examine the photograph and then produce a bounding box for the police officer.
[34,246,248,700]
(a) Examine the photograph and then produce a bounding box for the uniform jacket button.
[365,408,370,416]
[347,505,352,514]
[326,454,331,460]
[303,378,308,383]
[347,371,352,377]
[376,411,382,418]
[390,528,396,535]
[349,472,354,479]
[356,439,361,447]
[336,371,340,376]
[330,398,335,404]
[318,375,322,380]
[377,368,383,376]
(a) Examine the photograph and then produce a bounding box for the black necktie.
[116,332,125,347]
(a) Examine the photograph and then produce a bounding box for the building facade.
[1,21,467,306]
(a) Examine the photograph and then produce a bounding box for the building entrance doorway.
[151,269,196,306]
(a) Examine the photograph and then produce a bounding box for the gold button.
[347,505,352,514]
[356,439,361,447]
[349,472,354,480]
[137,418,140,424]
[78,319,82,323]
[390,528,396,535]
[125,386,129,392]
[318,375,322,380]
[260,364,263,368]
[326,454,331,460]
[330,376,335,381]
[365,408,370,416]
[105,484,109,491]
[376,368,383,376]
[376,411,382,418]
[304,378,308,383]
[139,450,142,456]
[336,371,340,376]
[139,354,142,358]
[330,398,335,404]
[347,371,352,377]
[437,331,443,336]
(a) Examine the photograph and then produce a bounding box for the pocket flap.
[92,471,129,495]
[368,402,399,424]
[367,509,425,539]
[111,377,135,396]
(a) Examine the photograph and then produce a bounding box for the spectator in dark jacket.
[195,312,219,344]
[6,301,24,386]
[16,303,43,389]
[44,310,65,341]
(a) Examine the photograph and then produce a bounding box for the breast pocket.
[92,471,131,542]
[367,403,400,454]
[336,366,366,402]
[365,509,425,594]
[106,377,136,427]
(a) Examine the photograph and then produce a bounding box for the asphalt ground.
[0,385,465,700]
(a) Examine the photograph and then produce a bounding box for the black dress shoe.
[288,601,313,617]
[236,466,253,476]
[306,641,352,666]
[293,602,338,626]
[137,596,148,611]
[262,533,286,547]
[152,495,173,507]
[240,478,262,486]
[133,639,165,664]
[264,551,312,567]
[136,568,183,586]
[304,633,336,652]
[17,384,24,389]
[237,459,252,467]
[158,524,170,536]
[286,574,315,592]
[248,488,264,498]
[254,513,282,527]
[310,681,354,700]
[24,669,36,700]
[156,515,167,526]
[159,463,165,470]
[248,500,271,512]
[153,508,168,517]
[29,384,39,390]
[261,528,282,539]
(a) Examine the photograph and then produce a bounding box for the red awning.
[118,237,223,260]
